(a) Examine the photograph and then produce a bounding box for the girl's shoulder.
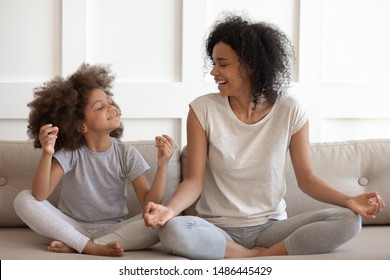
[110,137,133,152]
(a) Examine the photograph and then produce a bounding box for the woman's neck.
[228,95,272,124]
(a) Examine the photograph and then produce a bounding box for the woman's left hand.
[346,192,385,219]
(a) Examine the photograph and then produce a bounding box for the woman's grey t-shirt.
[190,93,308,227]
[54,138,149,223]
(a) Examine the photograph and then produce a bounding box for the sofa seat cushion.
[1,226,388,260]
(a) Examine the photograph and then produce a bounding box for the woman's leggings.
[159,207,362,259]
[14,190,159,253]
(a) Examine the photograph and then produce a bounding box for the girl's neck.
[83,134,112,152]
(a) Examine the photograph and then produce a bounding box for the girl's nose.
[110,105,120,115]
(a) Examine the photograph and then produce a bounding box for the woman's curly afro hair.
[27,63,123,152]
[205,14,294,106]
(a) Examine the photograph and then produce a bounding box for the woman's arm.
[289,121,384,218]
[143,108,208,227]
[166,108,208,215]
[32,124,64,201]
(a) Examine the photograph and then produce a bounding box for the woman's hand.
[143,201,175,228]
[155,134,174,167]
[346,192,385,219]
[39,124,59,155]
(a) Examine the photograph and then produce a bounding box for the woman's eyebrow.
[214,57,228,61]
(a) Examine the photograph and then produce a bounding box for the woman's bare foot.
[251,246,268,256]
[250,241,288,257]
[225,240,287,258]
[83,241,124,257]
[48,240,77,253]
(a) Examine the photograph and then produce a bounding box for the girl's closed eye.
[95,104,104,111]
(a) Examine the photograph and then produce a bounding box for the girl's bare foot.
[83,241,124,257]
[48,240,77,253]
[48,240,124,257]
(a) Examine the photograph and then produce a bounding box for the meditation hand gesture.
[143,202,175,229]
[39,124,59,155]
[155,134,175,168]
[346,192,385,219]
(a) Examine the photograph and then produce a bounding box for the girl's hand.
[39,124,59,155]
[155,134,174,167]
[143,201,174,228]
[346,192,385,219]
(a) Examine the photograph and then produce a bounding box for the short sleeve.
[53,148,76,174]
[290,96,308,135]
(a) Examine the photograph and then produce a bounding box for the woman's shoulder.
[191,93,224,108]
[277,94,306,110]
[192,92,222,102]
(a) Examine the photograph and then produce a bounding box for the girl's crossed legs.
[14,190,159,256]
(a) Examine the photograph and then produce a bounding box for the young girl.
[14,63,174,257]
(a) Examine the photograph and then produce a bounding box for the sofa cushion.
[0,140,181,226]
[284,139,390,225]
[125,140,181,217]
[0,141,43,226]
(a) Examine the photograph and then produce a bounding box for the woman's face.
[210,42,252,98]
[82,88,121,135]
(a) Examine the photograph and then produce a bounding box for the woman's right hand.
[143,202,175,228]
[39,124,59,155]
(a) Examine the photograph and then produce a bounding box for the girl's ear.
[76,122,87,133]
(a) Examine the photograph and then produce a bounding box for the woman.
[143,14,384,259]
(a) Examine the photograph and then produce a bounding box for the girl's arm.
[289,121,384,219]
[32,124,64,201]
[143,108,208,227]
[133,134,174,207]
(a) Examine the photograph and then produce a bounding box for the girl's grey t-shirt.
[190,93,308,227]
[53,138,149,223]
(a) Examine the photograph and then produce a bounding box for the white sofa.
[0,139,389,260]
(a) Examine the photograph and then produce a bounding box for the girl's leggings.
[159,207,361,259]
[14,190,159,253]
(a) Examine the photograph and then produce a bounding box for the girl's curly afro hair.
[205,14,294,106]
[27,63,123,152]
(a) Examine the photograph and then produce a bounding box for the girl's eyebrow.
[90,99,104,108]
[90,97,112,108]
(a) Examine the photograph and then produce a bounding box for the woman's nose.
[210,66,218,76]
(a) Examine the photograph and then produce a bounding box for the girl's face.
[82,88,120,135]
[210,42,252,98]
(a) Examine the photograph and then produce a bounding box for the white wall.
[1,0,389,148]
